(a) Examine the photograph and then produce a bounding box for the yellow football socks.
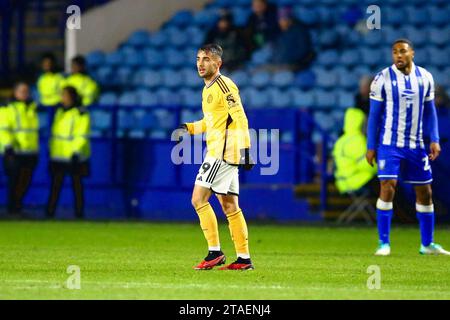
[195,203,220,250]
[226,209,250,259]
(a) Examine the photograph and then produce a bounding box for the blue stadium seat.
[293,6,319,26]
[169,10,193,28]
[363,30,383,46]
[38,111,49,129]
[405,27,427,48]
[148,30,169,47]
[185,27,206,47]
[153,109,176,129]
[118,91,138,106]
[118,110,134,130]
[319,29,339,48]
[406,6,428,26]
[165,49,185,69]
[161,70,183,89]
[294,70,316,90]
[428,6,449,27]
[360,48,382,67]
[179,89,200,108]
[193,9,219,28]
[337,90,354,109]
[382,26,400,44]
[268,88,292,108]
[115,67,132,86]
[314,90,336,108]
[271,71,295,89]
[127,30,150,47]
[104,51,123,66]
[249,45,273,66]
[181,110,197,124]
[243,88,269,109]
[250,71,271,88]
[136,89,158,107]
[232,8,251,27]
[156,88,181,106]
[429,27,448,46]
[339,49,360,67]
[167,27,188,47]
[181,68,202,89]
[315,68,338,89]
[142,70,162,89]
[94,66,113,86]
[414,48,429,67]
[86,51,105,68]
[229,70,250,88]
[143,49,164,68]
[98,92,117,106]
[132,110,157,130]
[91,110,112,131]
[317,50,339,68]
[337,70,359,90]
[428,47,448,68]
[317,6,337,25]
[384,6,404,26]
[289,89,315,108]
[353,66,372,78]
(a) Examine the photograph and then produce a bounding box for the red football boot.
[193,251,226,270]
[219,257,254,270]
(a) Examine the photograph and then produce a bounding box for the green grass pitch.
[0,221,449,299]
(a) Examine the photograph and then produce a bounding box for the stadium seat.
[193,9,219,28]
[429,27,448,47]
[179,88,200,108]
[315,68,338,89]
[250,71,271,88]
[405,27,427,48]
[229,70,250,88]
[289,89,315,108]
[185,27,206,47]
[414,49,429,67]
[161,70,183,89]
[143,48,164,68]
[249,46,273,66]
[167,27,189,48]
[142,70,162,89]
[98,92,117,106]
[169,10,193,28]
[136,89,158,107]
[181,68,202,89]
[363,30,383,46]
[115,67,133,86]
[337,90,354,109]
[406,6,428,26]
[382,26,400,44]
[428,47,448,68]
[317,50,339,68]
[360,48,382,67]
[148,30,169,47]
[293,6,319,26]
[127,30,150,47]
[271,71,295,89]
[384,6,404,26]
[353,66,372,78]
[267,88,292,108]
[428,6,449,27]
[104,51,123,66]
[244,88,269,109]
[118,91,138,107]
[339,49,360,67]
[165,49,185,69]
[156,88,181,106]
[118,110,134,129]
[91,110,112,131]
[319,29,339,48]
[153,109,176,129]
[86,51,105,68]
[294,69,316,90]
[94,66,113,86]
[337,70,359,90]
[232,7,251,27]
[314,90,336,108]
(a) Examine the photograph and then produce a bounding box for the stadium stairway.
[294,183,377,222]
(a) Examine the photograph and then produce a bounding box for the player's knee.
[417,187,432,204]
[191,196,208,209]
[380,180,396,201]
[221,202,239,215]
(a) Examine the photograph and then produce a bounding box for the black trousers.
[46,160,89,218]
[3,153,38,214]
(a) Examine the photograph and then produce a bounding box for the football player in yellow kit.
[175,44,255,270]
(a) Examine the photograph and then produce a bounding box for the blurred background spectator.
[245,0,279,53]
[36,53,64,108]
[205,11,249,70]
[354,75,373,116]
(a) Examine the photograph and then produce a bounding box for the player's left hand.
[173,124,188,144]
[239,148,255,171]
[429,142,441,161]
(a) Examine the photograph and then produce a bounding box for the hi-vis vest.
[37,72,65,106]
[49,107,91,161]
[0,100,39,154]
[63,73,99,107]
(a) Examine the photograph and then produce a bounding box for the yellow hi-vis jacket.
[49,106,91,162]
[62,73,99,107]
[0,100,39,154]
[37,71,65,106]
[332,108,377,194]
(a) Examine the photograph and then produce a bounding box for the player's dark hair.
[199,44,223,59]
[392,38,414,49]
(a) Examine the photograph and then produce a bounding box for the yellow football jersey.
[186,74,251,165]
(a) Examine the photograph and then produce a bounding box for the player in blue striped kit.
[366,39,449,256]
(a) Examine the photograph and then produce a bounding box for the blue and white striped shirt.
[369,63,435,149]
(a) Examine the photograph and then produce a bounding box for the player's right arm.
[366,72,385,166]
[185,118,207,135]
